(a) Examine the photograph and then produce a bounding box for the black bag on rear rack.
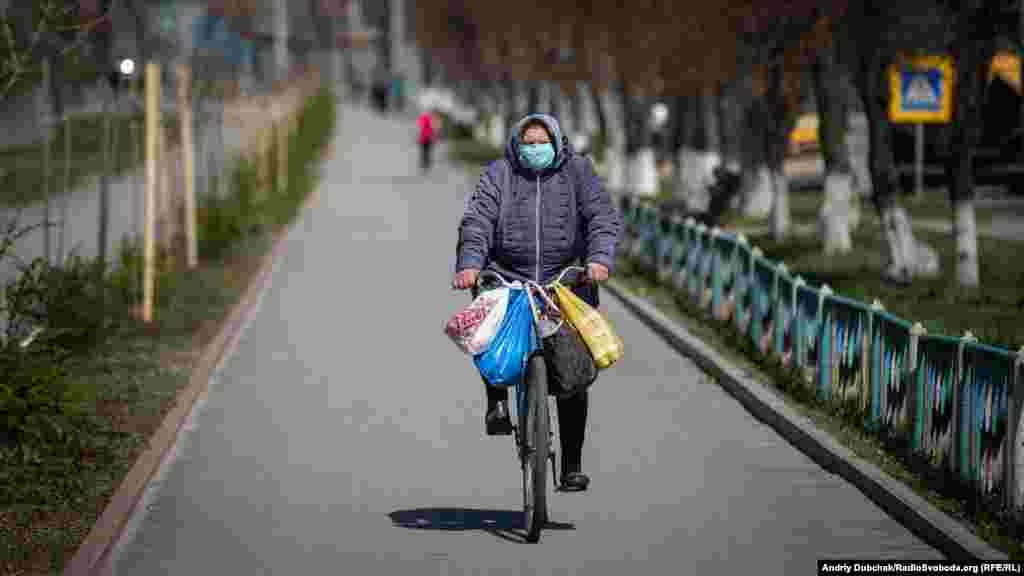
[542,321,598,399]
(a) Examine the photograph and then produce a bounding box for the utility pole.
[275,0,290,82]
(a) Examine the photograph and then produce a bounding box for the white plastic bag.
[444,287,510,355]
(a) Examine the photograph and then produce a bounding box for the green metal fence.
[619,193,1024,518]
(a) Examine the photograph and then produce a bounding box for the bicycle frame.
[464,265,589,540]
[475,266,587,474]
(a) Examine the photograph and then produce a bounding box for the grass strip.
[0,87,335,575]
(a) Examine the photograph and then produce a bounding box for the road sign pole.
[889,56,953,199]
[915,123,924,199]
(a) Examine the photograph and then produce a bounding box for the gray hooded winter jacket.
[455,114,622,305]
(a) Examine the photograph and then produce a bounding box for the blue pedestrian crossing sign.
[889,56,953,123]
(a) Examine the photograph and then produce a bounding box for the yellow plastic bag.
[552,282,624,370]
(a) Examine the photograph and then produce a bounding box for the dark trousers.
[484,380,589,474]
[420,140,433,172]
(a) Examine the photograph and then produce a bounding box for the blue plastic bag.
[474,288,537,387]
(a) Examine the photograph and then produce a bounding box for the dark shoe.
[485,401,513,436]
[559,471,590,492]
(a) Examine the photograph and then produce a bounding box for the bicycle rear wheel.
[521,353,549,543]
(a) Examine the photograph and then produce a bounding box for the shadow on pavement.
[388,508,575,544]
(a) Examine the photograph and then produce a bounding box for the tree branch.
[0,0,117,101]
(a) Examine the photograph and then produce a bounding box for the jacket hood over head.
[505,113,573,175]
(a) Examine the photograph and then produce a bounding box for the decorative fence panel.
[615,195,1024,521]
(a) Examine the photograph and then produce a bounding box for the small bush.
[108,236,143,305]
[448,139,503,166]
[3,251,119,356]
[197,191,244,261]
[0,253,103,447]
[0,334,81,447]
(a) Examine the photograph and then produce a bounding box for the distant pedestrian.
[418,109,438,173]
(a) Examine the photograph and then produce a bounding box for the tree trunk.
[534,80,548,114]
[765,63,795,241]
[489,80,507,149]
[570,82,588,151]
[589,82,608,144]
[571,84,583,131]
[856,40,939,282]
[813,32,855,254]
[847,108,871,199]
[669,94,691,201]
[954,199,979,286]
[504,78,520,133]
[677,85,724,212]
[620,81,638,157]
[716,81,741,173]
[739,93,774,218]
[672,93,703,208]
[717,81,751,213]
[527,81,540,114]
[548,82,563,121]
[625,89,657,196]
[600,83,627,191]
[947,0,995,288]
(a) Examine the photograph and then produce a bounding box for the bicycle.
[471,265,587,543]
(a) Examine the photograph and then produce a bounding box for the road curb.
[603,279,1008,561]
[63,182,325,576]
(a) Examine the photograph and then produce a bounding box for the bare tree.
[813,12,858,254]
[846,1,947,284]
[946,0,1000,288]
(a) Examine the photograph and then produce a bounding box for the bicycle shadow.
[388,508,575,544]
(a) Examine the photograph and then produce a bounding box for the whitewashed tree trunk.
[845,115,869,230]
[674,90,723,211]
[579,82,598,137]
[741,166,774,217]
[488,111,506,150]
[954,198,980,287]
[553,87,571,135]
[535,81,550,114]
[607,149,628,190]
[515,86,528,121]
[601,88,627,191]
[879,204,940,282]
[818,172,854,254]
[673,146,700,203]
[674,147,717,211]
[631,147,659,196]
[570,84,593,152]
[770,169,790,241]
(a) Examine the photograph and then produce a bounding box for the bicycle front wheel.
[521,353,549,543]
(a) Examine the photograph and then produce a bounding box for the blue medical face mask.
[518,142,555,172]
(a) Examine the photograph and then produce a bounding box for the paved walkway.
[103,102,941,575]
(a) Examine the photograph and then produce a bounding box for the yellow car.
[788,113,819,156]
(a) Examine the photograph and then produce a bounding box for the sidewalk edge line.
[63,182,325,576]
[604,279,1008,561]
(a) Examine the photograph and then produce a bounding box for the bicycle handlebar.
[476,265,588,290]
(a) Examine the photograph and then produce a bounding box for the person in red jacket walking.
[417,109,437,173]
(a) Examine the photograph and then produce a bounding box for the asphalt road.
[104,102,942,575]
